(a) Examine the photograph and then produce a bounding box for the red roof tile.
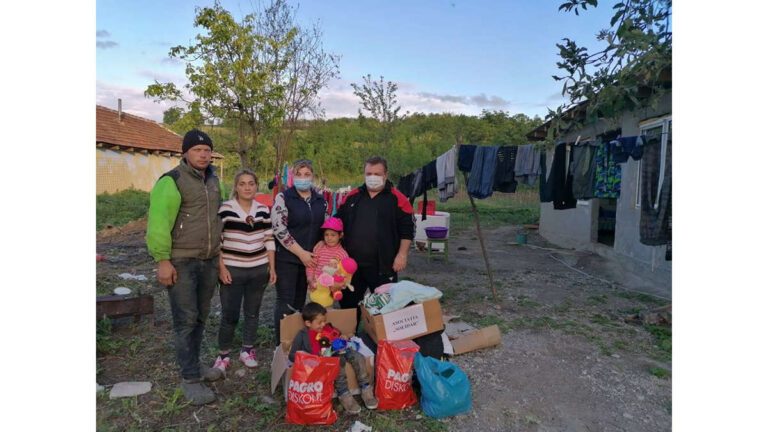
[96,105,183,153]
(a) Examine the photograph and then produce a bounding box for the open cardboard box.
[270,308,374,400]
[361,298,444,343]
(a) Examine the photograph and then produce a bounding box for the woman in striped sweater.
[212,169,277,373]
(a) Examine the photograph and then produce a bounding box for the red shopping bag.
[375,339,420,410]
[286,351,341,425]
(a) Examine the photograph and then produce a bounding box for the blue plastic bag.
[414,353,472,418]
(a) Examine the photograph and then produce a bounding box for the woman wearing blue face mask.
[270,159,327,345]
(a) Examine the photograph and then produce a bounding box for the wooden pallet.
[96,294,154,324]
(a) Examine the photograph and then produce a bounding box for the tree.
[161,103,204,135]
[351,74,404,151]
[145,1,295,171]
[549,0,671,133]
[162,107,182,125]
[254,0,340,183]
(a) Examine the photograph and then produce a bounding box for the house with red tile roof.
[96,103,222,194]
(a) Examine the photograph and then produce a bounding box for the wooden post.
[455,140,498,302]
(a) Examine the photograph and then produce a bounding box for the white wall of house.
[96,148,181,194]
[538,92,672,285]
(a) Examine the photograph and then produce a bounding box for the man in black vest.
[146,129,224,405]
[336,156,416,321]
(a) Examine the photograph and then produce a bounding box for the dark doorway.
[597,198,617,246]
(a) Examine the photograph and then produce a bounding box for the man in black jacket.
[336,156,415,319]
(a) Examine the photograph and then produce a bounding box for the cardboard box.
[449,324,501,355]
[361,298,444,343]
[270,308,374,400]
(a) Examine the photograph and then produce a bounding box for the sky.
[96,0,617,122]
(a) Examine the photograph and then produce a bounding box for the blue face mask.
[294,178,313,191]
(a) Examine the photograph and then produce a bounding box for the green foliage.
[645,324,672,358]
[97,318,121,355]
[96,189,149,230]
[649,366,671,379]
[550,0,671,129]
[155,388,190,419]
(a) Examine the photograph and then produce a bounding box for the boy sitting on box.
[289,302,378,414]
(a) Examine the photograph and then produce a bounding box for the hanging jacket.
[593,140,622,198]
[436,147,457,202]
[610,136,645,163]
[514,144,541,186]
[571,142,599,200]
[639,134,672,245]
[493,146,518,193]
[550,143,577,210]
[457,144,477,172]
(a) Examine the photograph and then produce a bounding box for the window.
[637,116,671,208]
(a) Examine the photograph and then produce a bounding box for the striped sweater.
[307,242,350,284]
[218,199,275,268]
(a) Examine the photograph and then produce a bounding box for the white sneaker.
[239,348,258,368]
[213,356,230,374]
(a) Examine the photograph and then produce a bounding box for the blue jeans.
[167,257,219,380]
[335,349,370,395]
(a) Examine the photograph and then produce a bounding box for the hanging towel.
[493,146,518,193]
[639,134,672,245]
[571,142,599,199]
[550,143,577,210]
[467,146,499,199]
[593,141,622,198]
[539,151,553,203]
[457,144,477,172]
[436,147,457,202]
[514,144,541,186]
[609,136,645,163]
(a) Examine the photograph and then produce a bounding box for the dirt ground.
[96,220,671,432]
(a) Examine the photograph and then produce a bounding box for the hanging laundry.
[436,147,457,202]
[593,141,622,198]
[610,136,645,163]
[570,142,599,200]
[457,144,477,172]
[639,134,672,246]
[397,170,417,198]
[493,146,518,193]
[420,160,438,220]
[514,144,541,186]
[550,143,576,210]
[467,146,499,199]
[539,151,553,203]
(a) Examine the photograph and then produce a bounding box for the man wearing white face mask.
[336,156,415,320]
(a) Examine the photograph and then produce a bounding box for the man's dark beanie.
[182,129,213,153]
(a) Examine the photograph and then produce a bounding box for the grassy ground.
[438,186,540,232]
[97,189,150,230]
[96,184,541,234]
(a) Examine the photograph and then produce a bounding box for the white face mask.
[365,175,385,191]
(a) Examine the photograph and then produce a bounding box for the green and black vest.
[162,160,222,260]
